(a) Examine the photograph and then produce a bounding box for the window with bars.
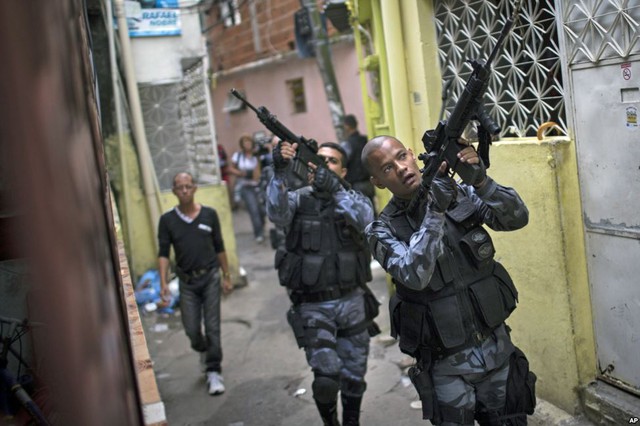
[433,0,567,138]
[287,78,307,113]
[220,0,241,28]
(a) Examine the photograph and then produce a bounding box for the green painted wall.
[352,0,597,414]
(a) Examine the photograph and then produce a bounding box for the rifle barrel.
[486,0,522,65]
[230,88,260,114]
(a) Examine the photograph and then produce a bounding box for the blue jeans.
[178,269,222,372]
[240,185,265,238]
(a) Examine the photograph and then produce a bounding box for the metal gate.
[140,58,221,190]
[560,0,640,394]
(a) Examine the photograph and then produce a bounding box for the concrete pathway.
[141,208,425,426]
[140,207,594,426]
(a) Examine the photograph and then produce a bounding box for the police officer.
[340,114,376,208]
[361,135,535,425]
[266,140,377,426]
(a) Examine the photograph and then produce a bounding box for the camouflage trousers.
[297,288,370,397]
[432,354,510,425]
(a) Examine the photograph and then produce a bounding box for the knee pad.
[312,374,340,404]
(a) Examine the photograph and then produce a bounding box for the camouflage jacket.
[366,176,529,373]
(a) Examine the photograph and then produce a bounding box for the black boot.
[315,400,340,426]
[341,395,362,426]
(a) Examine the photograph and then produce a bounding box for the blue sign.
[125,0,181,37]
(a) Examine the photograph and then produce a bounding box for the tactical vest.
[275,190,372,303]
[383,195,519,359]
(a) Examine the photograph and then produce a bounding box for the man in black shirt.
[158,172,233,396]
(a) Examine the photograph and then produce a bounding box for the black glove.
[313,167,341,194]
[428,175,457,213]
[468,157,487,187]
[271,142,289,171]
[458,148,487,187]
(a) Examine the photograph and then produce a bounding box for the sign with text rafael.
[124,0,181,37]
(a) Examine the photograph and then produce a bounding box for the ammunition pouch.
[275,249,302,289]
[503,346,537,425]
[333,289,380,338]
[460,226,495,268]
[408,354,441,423]
[286,307,337,350]
[286,307,306,348]
[363,288,381,337]
[392,261,519,358]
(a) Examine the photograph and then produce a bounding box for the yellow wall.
[352,0,597,414]
[104,133,240,284]
[487,139,595,412]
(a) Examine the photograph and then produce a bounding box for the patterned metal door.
[140,59,221,191]
[560,0,640,394]
[434,0,640,394]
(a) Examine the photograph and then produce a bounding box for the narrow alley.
[140,208,423,426]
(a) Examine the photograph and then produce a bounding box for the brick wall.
[205,0,334,71]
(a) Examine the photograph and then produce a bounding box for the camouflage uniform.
[297,288,371,397]
[366,176,529,425]
[267,171,375,425]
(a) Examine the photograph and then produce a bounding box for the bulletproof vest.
[344,133,370,184]
[274,189,372,297]
[382,194,519,358]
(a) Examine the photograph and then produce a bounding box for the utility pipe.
[300,0,345,142]
[379,0,413,146]
[113,0,162,245]
[106,0,134,265]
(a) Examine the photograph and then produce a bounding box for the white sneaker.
[207,371,225,395]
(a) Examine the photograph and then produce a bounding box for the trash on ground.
[134,269,180,314]
[152,323,169,332]
[144,303,158,312]
[410,400,422,410]
[293,388,306,397]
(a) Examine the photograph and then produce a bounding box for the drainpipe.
[300,0,345,142]
[113,0,162,247]
[249,0,261,53]
[379,0,412,145]
[106,0,135,265]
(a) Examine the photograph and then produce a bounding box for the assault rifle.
[230,89,349,189]
[418,0,522,190]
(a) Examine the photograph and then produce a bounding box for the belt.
[290,287,356,305]
[189,267,212,279]
[178,266,213,282]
